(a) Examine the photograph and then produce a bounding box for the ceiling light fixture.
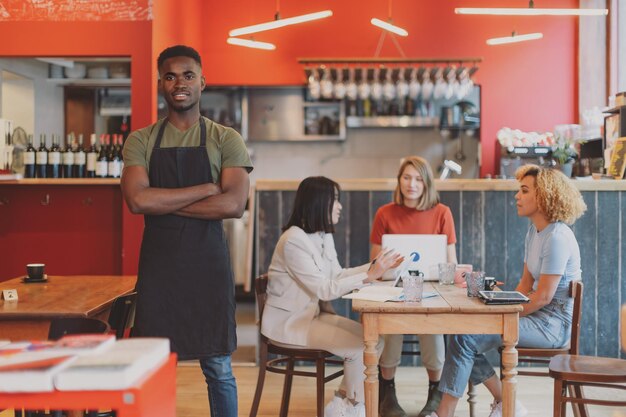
[456,0,608,16]
[226,37,276,50]
[486,31,543,45]
[371,0,408,37]
[229,10,333,37]
[371,18,408,36]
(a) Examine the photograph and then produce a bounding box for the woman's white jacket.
[261,226,369,346]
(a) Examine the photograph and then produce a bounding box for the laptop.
[381,234,447,281]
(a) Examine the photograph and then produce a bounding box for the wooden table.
[0,275,137,340]
[0,354,176,417]
[352,283,523,417]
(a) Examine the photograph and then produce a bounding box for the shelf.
[346,115,439,128]
[0,178,120,185]
[46,78,131,87]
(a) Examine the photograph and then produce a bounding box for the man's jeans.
[199,354,238,417]
[438,305,571,398]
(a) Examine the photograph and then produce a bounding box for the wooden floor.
[178,364,625,417]
[1,364,623,417]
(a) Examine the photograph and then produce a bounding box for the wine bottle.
[62,134,74,178]
[47,134,61,178]
[23,134,36,178]
[74,134,86,178]
[107,134,121,178]
[36,134,48,178]
[86,133,98,178]
[118,135,124,175]
[95,134,108,178]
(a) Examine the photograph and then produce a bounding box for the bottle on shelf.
[23,134,36,178]
[95,134,108,178]
[74,134,86,178]
[86,133,98,178]
[36,134,48,178]
[47,134,61,178]
[108,134,122,178]
[62,133,75,178]
[118,135,124,174]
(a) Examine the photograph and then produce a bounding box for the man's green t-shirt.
[123,117,253,181]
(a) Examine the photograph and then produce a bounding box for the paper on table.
[342,285,438,302]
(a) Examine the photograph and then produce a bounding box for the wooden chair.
[499,280,586,417]
[249,274,344,417]
[48,317,110,340]
[107,292,137,339]
[549,354,626,417]
[548,302,626,417]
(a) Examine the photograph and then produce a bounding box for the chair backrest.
[48,317,110,340]
[107,291,138,339]
[255,274,269,319]
[569,280,583,355]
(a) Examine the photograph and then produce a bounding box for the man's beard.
[170,101,197,113]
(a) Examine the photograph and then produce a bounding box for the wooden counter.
[255,178,626,362]
[0,179,120,185]
[0,275,137,340]
[256,178,626,191]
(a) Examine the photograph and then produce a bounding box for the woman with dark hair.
[426,165,587,417]
[261,176,401,417]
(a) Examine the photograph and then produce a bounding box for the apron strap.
[199,117,207,147]
[153,118,169,149]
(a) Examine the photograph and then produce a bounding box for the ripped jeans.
[438,300,572,398]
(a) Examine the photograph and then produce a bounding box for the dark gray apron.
[133,118,236,360]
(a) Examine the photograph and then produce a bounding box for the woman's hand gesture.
[365,249,404,282]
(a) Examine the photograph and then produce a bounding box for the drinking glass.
[438,263,456,285]
[466,271,485,297]
[402,274,424,302]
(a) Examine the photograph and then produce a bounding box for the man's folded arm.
[174,167,250,220]
[121,165,220,215]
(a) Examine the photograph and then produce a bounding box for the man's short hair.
[157,45,202,70]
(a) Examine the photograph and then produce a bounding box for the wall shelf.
[0,178,120,185]
[46,78,131,87]
[346,116,439,128]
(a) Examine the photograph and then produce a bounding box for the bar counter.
[255,178,626,361]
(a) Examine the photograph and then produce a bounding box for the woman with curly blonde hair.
[426,165,587,417]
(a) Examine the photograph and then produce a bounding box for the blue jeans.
[439,306,570,398]
[199,354,238,417]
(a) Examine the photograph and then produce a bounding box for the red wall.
[0,0,579,277]
[197,0,578,175]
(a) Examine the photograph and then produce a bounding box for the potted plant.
[551,141,578,177]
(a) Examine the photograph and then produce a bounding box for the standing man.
[121,45,252,417]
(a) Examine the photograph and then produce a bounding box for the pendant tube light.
[229,10,333,37]
[371,18,408,36]
[456,1,607,16]
[227,37,276,50]
[486,32,543,45]
[456,7,607,16]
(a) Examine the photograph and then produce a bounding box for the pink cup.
[454,264,473,284]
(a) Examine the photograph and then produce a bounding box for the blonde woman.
[427,165,587,417]
[370,156,458,417]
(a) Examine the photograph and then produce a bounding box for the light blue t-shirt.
[524,222,581,303]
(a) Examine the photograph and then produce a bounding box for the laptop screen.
[381,234,447,281]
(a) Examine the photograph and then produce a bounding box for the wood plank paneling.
[484,191,507,282]
[460,191,483,267]
[574,191,598,356]
[596,191,620,357]
[504,191,528,290]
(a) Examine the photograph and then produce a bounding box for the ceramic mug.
[454,264,473,284]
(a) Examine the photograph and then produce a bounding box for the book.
[54,338,170,391]
[51,334,116,355]
[0,350,76,392]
